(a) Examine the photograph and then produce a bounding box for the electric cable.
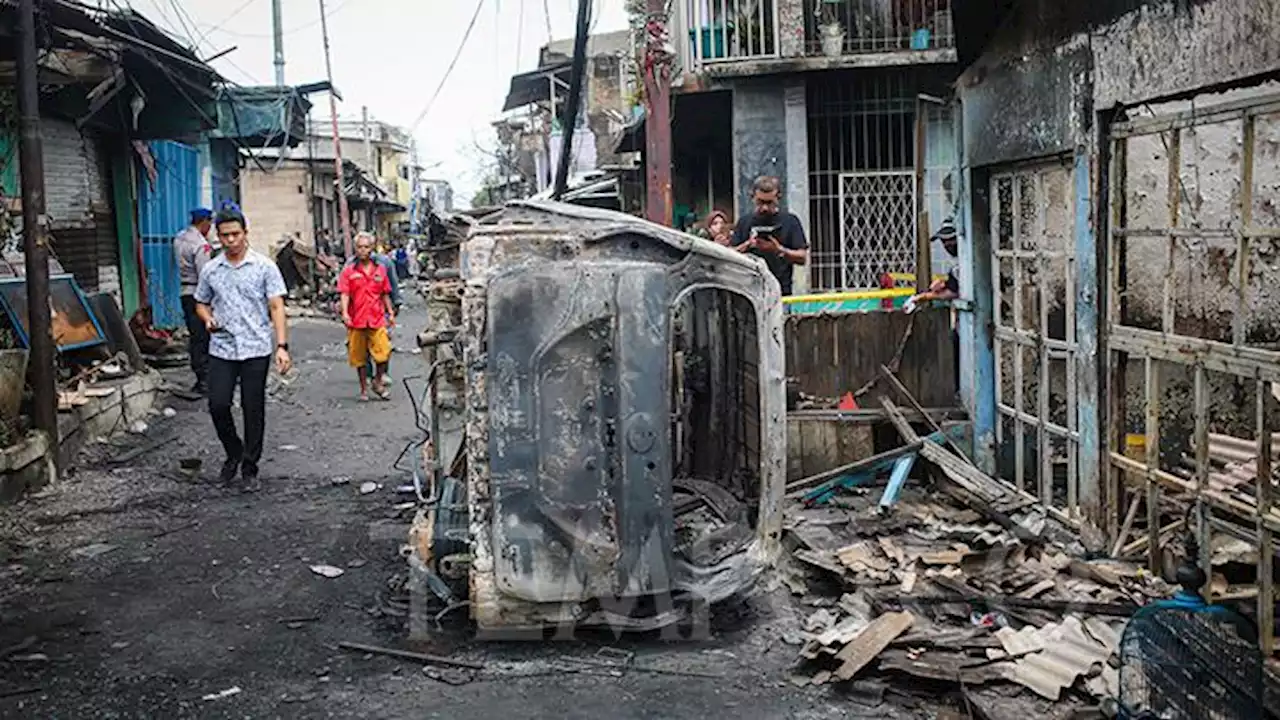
[408,0,488,133]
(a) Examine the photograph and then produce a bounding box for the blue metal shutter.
[138,141,200,329]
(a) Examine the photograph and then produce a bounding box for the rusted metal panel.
[783,308,956,407]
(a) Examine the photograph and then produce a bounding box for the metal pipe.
[272,0,285,85]
[643,0,673,224]
[17,0,57,448]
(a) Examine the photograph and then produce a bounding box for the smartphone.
[750,225,778,240]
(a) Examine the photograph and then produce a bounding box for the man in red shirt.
[338,232,397,401]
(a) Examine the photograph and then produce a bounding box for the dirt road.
[0,297,927,719]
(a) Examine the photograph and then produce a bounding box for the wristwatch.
[278,343,290,352]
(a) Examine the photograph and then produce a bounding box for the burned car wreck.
[409,201,786,633]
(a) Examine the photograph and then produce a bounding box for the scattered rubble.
[309,564,345,579]
[200,687,242,702]
[780,376,1174,712]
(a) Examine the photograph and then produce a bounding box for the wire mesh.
[1118,605,1263,719]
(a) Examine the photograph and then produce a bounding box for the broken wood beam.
[1118,519,1186,557]
[337,641,484,670]
[879,363,972,465]
[832,611,914,681]
[875,590,1140,618]
[786,441,925,497]
[788,407,967,425]
[1111,494,1143,557]
[879,396,920,443]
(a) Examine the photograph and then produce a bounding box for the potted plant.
[817,0,846,57]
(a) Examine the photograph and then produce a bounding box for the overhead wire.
[408,0,488,133]
[105,0,273,173]
[193,0,352,39]
[202,0,262,36]
[166,0,265,85]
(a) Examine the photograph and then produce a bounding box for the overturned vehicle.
[408,202,786,633]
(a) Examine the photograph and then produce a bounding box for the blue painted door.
[138,140,200,329]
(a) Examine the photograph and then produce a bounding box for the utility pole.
[362,105,373,172]
[16,0,57,446]
[642,0,674,226]
[318,0,353,256]
[272,0,286,86]
[553,0,591,199]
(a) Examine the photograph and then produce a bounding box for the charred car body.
[410,201,785,633]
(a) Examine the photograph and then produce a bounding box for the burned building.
[951,0,1280,657]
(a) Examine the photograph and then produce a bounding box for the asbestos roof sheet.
[1002,616,1125,701]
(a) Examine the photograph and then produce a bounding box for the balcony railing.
[679,0,780,70]
[804,0,954,56]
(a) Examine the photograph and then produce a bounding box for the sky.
[122,0,630,205]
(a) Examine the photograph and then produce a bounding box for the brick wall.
[239,164,313,256]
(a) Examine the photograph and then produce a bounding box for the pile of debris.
[778,373,1175,714]
[781,483,1169,705]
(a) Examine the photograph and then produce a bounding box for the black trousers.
[208,355,270,471]
[181,295,210,388]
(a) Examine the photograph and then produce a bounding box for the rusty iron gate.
[1106,89,1280,657]
[988,160,1082,519]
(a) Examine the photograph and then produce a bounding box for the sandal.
[372,383,391,401]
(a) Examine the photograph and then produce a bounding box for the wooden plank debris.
[832,611,914,681]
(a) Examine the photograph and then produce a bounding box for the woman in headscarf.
[696,209,732,246]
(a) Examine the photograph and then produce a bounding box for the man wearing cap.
[911,219,959,305]
[175,208,215,394]
[909,218,961,383]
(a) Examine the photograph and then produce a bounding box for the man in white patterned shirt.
[194,206,293,491]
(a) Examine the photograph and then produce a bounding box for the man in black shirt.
[730,176,808,296]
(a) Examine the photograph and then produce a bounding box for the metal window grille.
[808,70,920,291]
[681,0,779,69]
[803,0,955,56]
[990,161,1081,516]
[838,171,916,290]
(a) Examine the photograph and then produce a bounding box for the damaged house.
[403,0,1280,711]
[0,1,315,330]
[635,0,1280,660]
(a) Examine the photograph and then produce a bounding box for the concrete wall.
[960,34,1092,167]
[732,81,788,216]
[784,79,810,294]
[955,0,1280,519]
[960,0,1280,169]
[1092,0,1280,109]
[239,162,312,255]
[1123,82,1280,342]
